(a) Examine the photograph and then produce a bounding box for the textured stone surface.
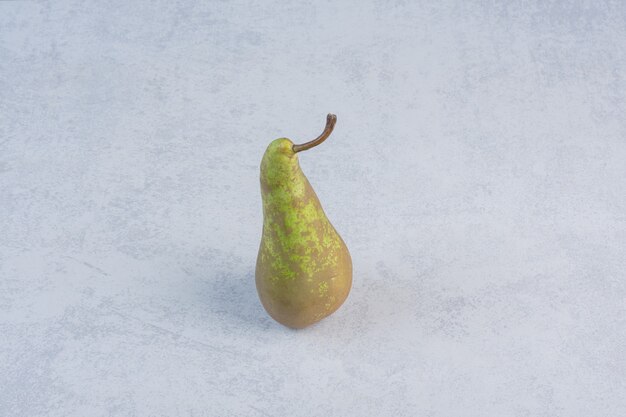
[1,1,625,416]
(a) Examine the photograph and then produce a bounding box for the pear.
[256,114,352,329]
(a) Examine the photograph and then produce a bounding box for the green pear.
[256,114,352,329]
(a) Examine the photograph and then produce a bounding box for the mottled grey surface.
[1,1,625,416]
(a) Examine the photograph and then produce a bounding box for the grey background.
[1,1,625,416]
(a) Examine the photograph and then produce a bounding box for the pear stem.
[293,114,337,153]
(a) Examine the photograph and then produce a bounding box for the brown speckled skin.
[256,138,352,329]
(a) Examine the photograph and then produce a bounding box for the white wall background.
[1,1,625,416]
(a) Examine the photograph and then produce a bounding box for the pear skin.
[256,114,352,329]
